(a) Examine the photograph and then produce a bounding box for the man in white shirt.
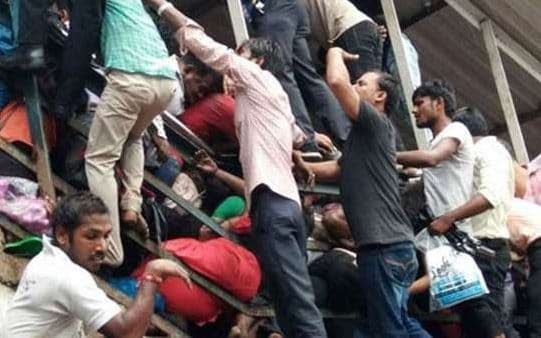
[429,107,515,338]
[3,192,190,338]
[397,80,474,234]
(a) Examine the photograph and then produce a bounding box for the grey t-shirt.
[423,122,474,233]
[339,102,414,247]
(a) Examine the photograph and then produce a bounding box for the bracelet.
[157,2,174,16]
[138,273,163,285]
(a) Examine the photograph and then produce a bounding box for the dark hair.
[453,106,489,137]
[374,71,400,116]
[181,53,223,94]
[51,192,109,236]
[238,38,285,75]
[412,79,457,117]
[56,0,72,11]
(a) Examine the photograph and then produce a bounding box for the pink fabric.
[0,178,51,235]
[525,170,541,206]
[507,198,541,253]
[175,19,304,207]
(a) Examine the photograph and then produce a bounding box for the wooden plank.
[0,138,76,195]
[443,0,541,84]
[380,0,431,150]
[21,73,56,200]
[0,215,190,338]
[481,20,529,164]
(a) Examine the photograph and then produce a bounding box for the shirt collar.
[41,235,74,264]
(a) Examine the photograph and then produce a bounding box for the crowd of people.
[0,0,540,338]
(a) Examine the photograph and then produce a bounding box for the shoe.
[4,236,43,257]
[0,46,46,70]
[300,142,323,162]
[121,210,150,239]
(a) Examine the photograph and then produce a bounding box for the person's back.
[101,0,176,79]
[469,136,514,238]
[180,93,237,146]
[340,100,412,246]
[85,0,177,266]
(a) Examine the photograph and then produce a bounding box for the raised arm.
[145,0,249,79]
[397,138,459,168]
[325,47,360,121]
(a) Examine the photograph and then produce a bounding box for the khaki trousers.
[85,70,176,267]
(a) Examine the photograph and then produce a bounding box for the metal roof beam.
[381,0,432,149]
[226,0,250,46]
[443,0,541,84]
[481,19,529,163]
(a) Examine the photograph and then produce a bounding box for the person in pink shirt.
[145,1,327,337]
[506,198,541,336]
[525,154,541,206]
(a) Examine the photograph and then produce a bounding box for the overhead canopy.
[171,0,541,159]
[400,0,541,159]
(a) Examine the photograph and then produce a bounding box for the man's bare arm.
[100,259,190,337]
[326,47,360,121]
[306,161,341,182]
[397,138,459,168]
[430,194,491,235]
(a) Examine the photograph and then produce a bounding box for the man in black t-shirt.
[301,47,430,337]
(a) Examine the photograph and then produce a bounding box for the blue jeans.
[356,242,430,338]
[251,186,327,338]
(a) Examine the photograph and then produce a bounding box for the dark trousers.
[253,0,351,145]
[334,20,383,81]
[356,242,430,338]
[12,0,48,47]
[528,239,541,337]
[55,0,104,112]
[251,186,327,338]
[459,239,511,338]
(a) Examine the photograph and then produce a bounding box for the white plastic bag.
[417,229,489,311]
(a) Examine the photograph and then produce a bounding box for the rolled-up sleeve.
[174,19,257,89]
